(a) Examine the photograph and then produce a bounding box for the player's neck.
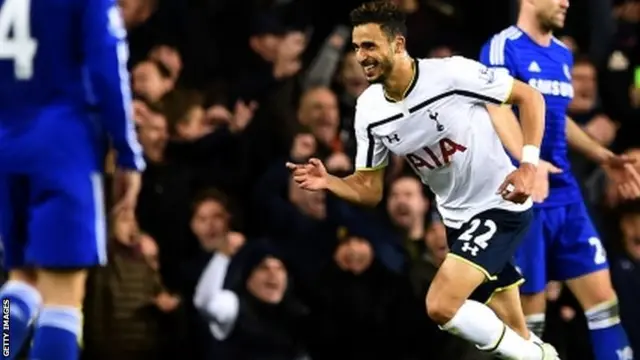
[517,17,553,47]
[383,56,417,102]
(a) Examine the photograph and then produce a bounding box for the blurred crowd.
[17,0,640,359]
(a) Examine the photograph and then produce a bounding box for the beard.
[365,57,395,84]
[537,12,564,32]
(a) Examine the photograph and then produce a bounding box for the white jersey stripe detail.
[489,29,512,65]
[552,36,569,49]
[489,26,522,66]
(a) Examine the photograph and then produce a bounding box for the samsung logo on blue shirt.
[528,78,574,98]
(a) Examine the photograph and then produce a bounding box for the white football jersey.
[354,56,532,228]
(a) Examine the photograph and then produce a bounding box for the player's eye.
[361,42,376,50]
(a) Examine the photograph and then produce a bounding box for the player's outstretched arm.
[488,104,561,203]
[286,159,385,206]
[566,116,640,199]
[566,116,617,164]
[487,105,524,160]
[327,168,385,206]
[504,80,545,154]
[493,80,546,202]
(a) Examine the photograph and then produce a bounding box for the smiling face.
[352,23,403,84]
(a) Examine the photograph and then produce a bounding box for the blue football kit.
[481,26,633,360]
[480,26,606,293]
[0,0,144,271]
[0,0,144,358]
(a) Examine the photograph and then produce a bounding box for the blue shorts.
[0,112,108,269]
[516,201,608,294]
[0,171,107,269]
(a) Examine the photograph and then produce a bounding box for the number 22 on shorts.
[458,219,498,256]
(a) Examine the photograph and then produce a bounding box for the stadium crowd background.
[5,0,637,359]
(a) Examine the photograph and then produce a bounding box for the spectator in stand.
[194,239,310,360]
[134,101,197,291]
[610,200,640,357]
[132,59,175,102]
[305,229,425,360]
[84,211,180,360]
[296,86,344,160]
[149,44,183,83]
[42,1,640,359]
[179,189,246,360]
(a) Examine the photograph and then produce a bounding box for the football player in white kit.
[287,1,560,359]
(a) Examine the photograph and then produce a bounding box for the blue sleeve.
[479,35,518,76]
[81,0,144,171]
[567,49,574,68]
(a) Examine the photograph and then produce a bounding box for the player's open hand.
[497,163,536,204]
[602,154,640,200]
[286,158,329,191]
[531,160,563,203]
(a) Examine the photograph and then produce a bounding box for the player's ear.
[393,35,406,54]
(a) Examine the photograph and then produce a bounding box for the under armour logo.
[386,133,400,143]
[428,110,444,132]
[461,242,479,256]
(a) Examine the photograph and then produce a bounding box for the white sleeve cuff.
[206,290,239,340]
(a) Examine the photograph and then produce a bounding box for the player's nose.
[354,51,368,64]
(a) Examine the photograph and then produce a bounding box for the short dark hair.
[191,188,231,215]
[349,1,407,38]
[573,54,594,68]
[159,89,204,135]
[147,58,172,80]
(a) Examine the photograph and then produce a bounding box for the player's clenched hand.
[286,158,329,191]
[497,163,536,204]
[602,154,640,200]
[531,160,563,203]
